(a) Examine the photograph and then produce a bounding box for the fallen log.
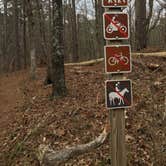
[65,58,104,66]
[133,51,166,57]
[65,52,166,67]
[37,123,110,165]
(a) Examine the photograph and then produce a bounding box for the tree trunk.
[165,13,166,50]
[71,0,79,62]
[27,0,36,80]
[3,0,7,71]
[14,0,21,70]
[52,0,67,97]
[135,0,147,51]
[45,0,53,85]
[23,0,28,68]
[36,0,48,61]
[95,0,104,58]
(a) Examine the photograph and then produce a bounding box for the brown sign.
[105,80,132,109]
[102,0,128,7]
[104,45,131,73]
[103,12,129,40]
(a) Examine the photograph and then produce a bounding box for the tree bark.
[27,0,36,80]
[52,0,67,97]
[3,0,7,71]
[164,13,166,50]
[14,0,21,70]
[45,0,53,85]
[23,0,28,68]
[36,0,48,60]
[71,0,79,62]
[135,0,147,51]
[95,0,104,58]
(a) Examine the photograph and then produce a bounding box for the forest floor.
[0,55,165,166]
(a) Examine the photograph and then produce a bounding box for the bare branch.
[156,0,166,8]
[146,0,154,31]
[37,124,110,166]
[149,7,164,32]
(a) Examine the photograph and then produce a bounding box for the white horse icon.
[109,88,129,106]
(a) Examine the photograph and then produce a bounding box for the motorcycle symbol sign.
[104,45,131,73]
[105,80,132,109]
[102,0,128,7]
[103,12,129,40]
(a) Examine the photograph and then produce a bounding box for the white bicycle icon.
[106,16,127,34]
[108,52,129,66]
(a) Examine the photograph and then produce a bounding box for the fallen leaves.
[0,56,165,165]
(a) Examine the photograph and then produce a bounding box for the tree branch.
[149,7,163,33]
[37,124,110,165]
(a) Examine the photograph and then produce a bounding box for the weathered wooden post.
[102,1,132,166]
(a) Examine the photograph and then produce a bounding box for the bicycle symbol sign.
[102,0,128,7]
[103,12,129,40]
[104,45,131,74]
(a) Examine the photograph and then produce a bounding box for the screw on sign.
[103,12,129,40]
[105,80,132,109]
[104,45,131,73]
[102,0,128,7]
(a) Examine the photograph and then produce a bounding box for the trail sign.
[103,12,129,40]
[104,45,131,73]
[105,80,132,109]
[102,0,128,8]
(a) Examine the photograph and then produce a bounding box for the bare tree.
[52,0,67,97]
[45,0,53,85]
[135,0,151,50]
[26,0,36,79]
[14,0,21,70]
[95,0,103,58]
[23,0,28,68]
[3,0,7,71]
[135,0,165,51]
[71,0,79,62]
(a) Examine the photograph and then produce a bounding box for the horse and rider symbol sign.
[103,12,129,40]
[105,80,132,109]
[104,45,131,73]
[102,0,128,7]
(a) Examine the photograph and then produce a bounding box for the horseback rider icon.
[106,80,132,109]
[115,82,121,92]
[115,82,122,105]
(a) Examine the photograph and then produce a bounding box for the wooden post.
[104,5,128,166]
[110,83,126,166]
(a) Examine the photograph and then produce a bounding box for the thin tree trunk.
[3,0,7,71]
[95,0,103,58]
[14,0,21,70]
[23,0,28,68]
[52,0,66,97]
[36,0,48,60]
[45,0,53,85]
[135,0,147,51]
[129,0,133,49]
[71,0,79,62]
[27,0,36,80]
[164,13,166,49]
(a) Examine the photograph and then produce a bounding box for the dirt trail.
[0,72,25,142]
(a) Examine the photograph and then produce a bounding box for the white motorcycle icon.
[106,16,127,34]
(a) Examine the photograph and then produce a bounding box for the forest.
[0,0,166,165]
